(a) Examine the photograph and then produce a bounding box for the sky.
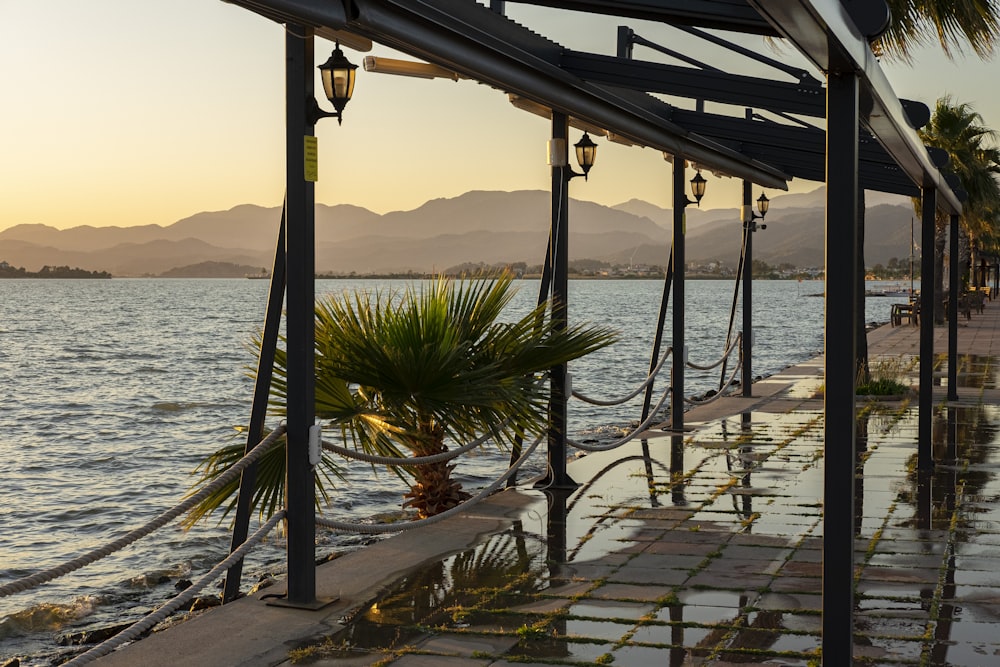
[1,0,998,231]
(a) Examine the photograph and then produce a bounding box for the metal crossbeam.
[507,0,777,35]
[560,50,825,118]
[227,0,788,187]
[749,0,960,214]
[668,109,920,195]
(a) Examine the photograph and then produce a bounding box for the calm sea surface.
[0,277,904,664]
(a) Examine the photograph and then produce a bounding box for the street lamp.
[311,42,358,125]
[573,132,597,180]
[744,192,769,231]
[551,132,598,181]
[689,171,707,205]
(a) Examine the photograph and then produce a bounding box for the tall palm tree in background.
[880,0,1000,61]
[187,274,617,524]
[918,97,1000,321]
[851,0,1000,382]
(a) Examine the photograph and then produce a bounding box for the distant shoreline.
[0,264,111,279]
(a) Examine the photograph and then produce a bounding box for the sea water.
[0,277,899,664]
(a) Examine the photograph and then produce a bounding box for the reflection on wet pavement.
[291,351,1000,666]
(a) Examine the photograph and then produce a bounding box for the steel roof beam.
[226,0,789,188]
[560,50,825,117]
[672,109,903,166]
[506,0,777,35]
[665,109,920,195]
[355,0,790,186]
[748,0,960,214]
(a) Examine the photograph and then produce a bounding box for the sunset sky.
[2,0,998,231]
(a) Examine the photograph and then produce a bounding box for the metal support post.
[742,178,753,397]
[282,25,317,607]
[544,110,576,489]
[508,238,553,486]
[670,160,686,432]
[918,188,936,471]
[641,250,673,423]
[948,214,959,401]
[225,205,287,603]
[822,68,859,666]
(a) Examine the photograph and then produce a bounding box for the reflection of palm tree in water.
[343,527,544,649]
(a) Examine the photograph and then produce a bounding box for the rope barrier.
[685,333,742,371]
[685,356,743,405]
[571,347,672,406]
[317,435,544,534]
[321,421,506,466]
[60,510,286,667]
[566,386,672,452]
[0,424,286,598]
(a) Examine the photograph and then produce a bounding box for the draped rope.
[321,422,506,466]
[685,333,742,371]
[0,424,286,598]
[571,347,673,406]
[685,354,743,405]
[566,385,672,452]
[317,435,543,534]
[60,510,286,667]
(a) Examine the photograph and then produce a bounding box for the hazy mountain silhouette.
[0,187,918,276]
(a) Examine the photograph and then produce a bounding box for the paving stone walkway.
[91,301,1000,667]
[287,303,1000,667]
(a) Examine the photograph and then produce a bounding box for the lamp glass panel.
[574,133,597,172]
[690,172,707,199]
[757,193,769,215]
[335,67,356,100]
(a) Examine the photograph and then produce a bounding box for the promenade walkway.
[94,301,1000,667]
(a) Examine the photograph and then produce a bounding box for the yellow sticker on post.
[304,136,318,182]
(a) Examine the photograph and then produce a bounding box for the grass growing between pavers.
[285,348,1000,666]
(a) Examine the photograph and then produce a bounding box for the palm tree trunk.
[403,423,471,519]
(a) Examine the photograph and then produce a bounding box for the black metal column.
[948,214,959,401]
[918,189,936,470]
[822,68,859,666]
[546,111,575,489]
[283,25,317,606]
[742,179,753,398]
[225,205,287,603]
[641,251,672,423]
[670,159,686,432]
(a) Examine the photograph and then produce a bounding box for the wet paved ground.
[88,303,1000,667]
[284,303,1000,667]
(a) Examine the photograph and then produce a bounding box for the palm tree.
[878,0,1000,61]
[188,273,617,523]
[851,0,1000,382]
[918,97,1000,321]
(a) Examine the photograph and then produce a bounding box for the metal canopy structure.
[507,0,779,35]
[750,0,962,213]
[231,0,789,188]
[222,2,964,663]
[512,0,962,210]
[561,48,929,196]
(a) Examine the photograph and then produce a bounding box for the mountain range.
[0,186,919,277]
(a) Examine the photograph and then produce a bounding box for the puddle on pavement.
[296,354,1000,664]
[319,527,551,652]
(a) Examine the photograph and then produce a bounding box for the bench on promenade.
[891,302,917,326]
